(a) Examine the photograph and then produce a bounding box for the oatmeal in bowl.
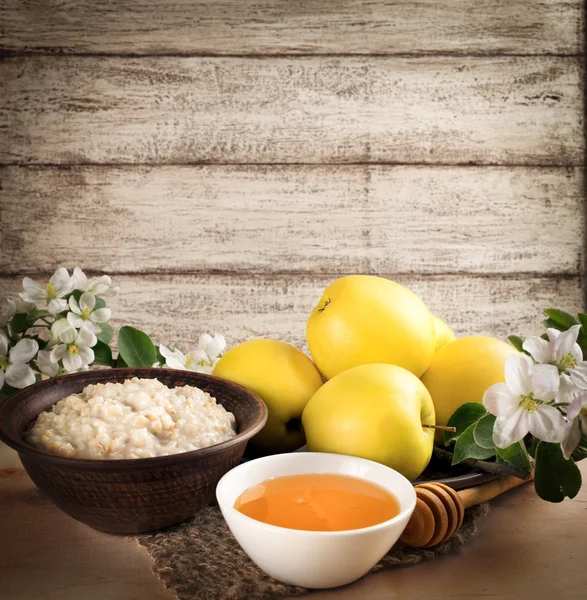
[25,377,237,459]
[0,368,267,533]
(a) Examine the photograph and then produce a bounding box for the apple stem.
[422,424,457,433]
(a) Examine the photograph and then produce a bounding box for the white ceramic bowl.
[216,452,417,589]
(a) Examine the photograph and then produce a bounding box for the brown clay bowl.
[0,368,267,534]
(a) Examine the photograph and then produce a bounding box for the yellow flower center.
[185,355,194,368]
[0,356,9,370]
[558,353,578,372]
[68,344,79,355]
[44,282,56,298]
[198,358,211,367]
[519,394,538,413]
[81,308,92,320]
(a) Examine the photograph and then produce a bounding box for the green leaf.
[10,313,30,333]
[115,354,128,368]
[543,308,578,331]
[117,326,156,367]
[452,424,496,465]
[473,413,497,449]
[571,435,587,463]
[96,323,114,345]
[507,335,526,353]
[445,402,488,446]
[92,340,113,366]
[534,441,582,502]
[496,441,531,473]
[94,297,107,310]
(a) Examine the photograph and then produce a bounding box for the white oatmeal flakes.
[25,377,237,460]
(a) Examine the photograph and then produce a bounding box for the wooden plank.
[0,56,582,165]
[0,274,581,349]
[0,166,583,276]
[0,1,582,56]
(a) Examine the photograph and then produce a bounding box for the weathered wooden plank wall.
[0,1,584,349]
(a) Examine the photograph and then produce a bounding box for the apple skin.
[302,363,435,481]
[212,339,323,454]
[306,275,436,380]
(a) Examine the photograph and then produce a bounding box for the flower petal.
[79,292,96,312]
[190,348,209,363]
[0,332,8,357]
[67,312,84,329]
[206,334,226,358]
[77,346,94,365]
[483,383,519,417]
[5,363,36,388]
[68,295,81,314]
[569,363,587,389]
[505,354,533,396]
[557,374,581,404]
[37,350,59,377]
[553,324,582,362]
[566,392,587,420]
[194,364,213,374]
[22,277,44,296]
[561,417,582,460]
[522,336,552,364]
[1,299,16,324]
[50,267,74,295]
[529,405,567,443]
[50,344,67,363]
[198,333,213,350]
[73,267,89,291]
[90,308,111,323]
[492,410,530,448]
[89,275,113,296]
[9,338,39,364]
[62,352,82,372]
[529,363,559,402]
[159,345,186,369]
[48,298,67,314]
[76,326,97,347]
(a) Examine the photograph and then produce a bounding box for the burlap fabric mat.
[134,501,489,600]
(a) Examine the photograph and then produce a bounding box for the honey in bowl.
[234,473,400,532]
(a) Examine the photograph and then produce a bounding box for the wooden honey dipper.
[400,475,531,548]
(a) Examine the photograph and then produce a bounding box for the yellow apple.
[432,314,456,352]
[302,363,435,481]
[212,339,323,454]
[420,336,518,444]
[306,275,436,380]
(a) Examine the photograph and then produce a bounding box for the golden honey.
[234,473,400,531]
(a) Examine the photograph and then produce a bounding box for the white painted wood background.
[0,1,584,350]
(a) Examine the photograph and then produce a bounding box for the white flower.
[51,318,77,343]
[0,333,39,390]
[67,293,111,333]
[37,350,60,377]
[198,334,226,364]
[523,325,587,403]
[20,268,75,314]
[561,393,587,459]
[50,325,96,372]
[73,267,118,297]
[158,334,225,375]
[0,299,36,324]
[483,354,566,448]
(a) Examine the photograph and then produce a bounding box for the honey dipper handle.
[457,475,531,509]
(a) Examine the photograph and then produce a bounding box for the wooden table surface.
[1,443,586,600]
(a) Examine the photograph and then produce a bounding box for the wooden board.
[0,274,581,349]
[0,1,582,56]
[0,56,582,165]
[0,166,582,276]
